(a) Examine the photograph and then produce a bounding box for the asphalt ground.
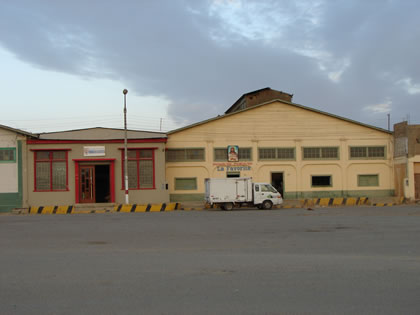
[1,205,420,315]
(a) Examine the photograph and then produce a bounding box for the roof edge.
[0,124,37,138]
[168,99,393,135]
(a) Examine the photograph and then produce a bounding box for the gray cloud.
[0,0,419,128]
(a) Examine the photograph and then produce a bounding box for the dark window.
[311,176,332,187]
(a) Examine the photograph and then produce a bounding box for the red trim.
[28,138,167,144]
[75,162,79,202]
[31,148,72,151]
[73,158,116,162]
[121,149,156,190]
[33,150,69,192]
[74,159,116,203]
[118,147,158,150]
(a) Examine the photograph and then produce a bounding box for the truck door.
[253,184,264,204]
[254,184,278,204]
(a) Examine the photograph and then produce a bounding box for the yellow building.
[166,89,394,201]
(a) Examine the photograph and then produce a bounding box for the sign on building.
[83,146,106,157]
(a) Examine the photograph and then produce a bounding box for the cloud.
[0,0,419,127]
[363,99,391,114]
[397,78,420,95]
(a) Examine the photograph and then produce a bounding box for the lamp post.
[123,89,129,204]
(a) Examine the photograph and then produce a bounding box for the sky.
[0,0,419,133]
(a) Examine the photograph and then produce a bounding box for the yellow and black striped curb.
[27,203,180,215]
[279,196,406,208]
[302,197,370,207]
[114,203,180,213]
[28,205,113,214]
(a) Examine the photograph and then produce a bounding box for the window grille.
[0,148,16,162]
[259,148,295,160]
[123,149,155,189]
[166,148,205,162]
[34,150,67,191]
[303,147,338,159]
[350,146,385,159]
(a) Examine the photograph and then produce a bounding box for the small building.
[393,121,420,200]
[166,88,394,201]
[0,124,35,212]
[26,127,169,206]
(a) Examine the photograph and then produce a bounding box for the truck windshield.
[261,184,278,193]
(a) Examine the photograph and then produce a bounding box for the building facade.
[25,127,169,207]
[166,92,394,201]
[394,121,420,200]
[0,125,33,212]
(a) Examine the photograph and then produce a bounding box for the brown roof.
[38,127,167,140]
[0,124,37,137]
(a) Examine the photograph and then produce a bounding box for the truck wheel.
[223,202,234,211]
[262,200,273,210]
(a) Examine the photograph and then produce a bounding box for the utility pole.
[123,89,129,204]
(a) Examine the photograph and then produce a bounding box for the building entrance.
[271,172,284,197]
[79,164,111,203]
[415,174,420,200]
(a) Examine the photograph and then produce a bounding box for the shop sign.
[83,146,105,157]
[214,162,252,172]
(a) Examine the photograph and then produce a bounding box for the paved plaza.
[1,206,420,314]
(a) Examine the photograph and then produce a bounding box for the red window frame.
[33,149,70,192]
[121,148,156,190]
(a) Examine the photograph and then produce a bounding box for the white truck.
[204,177,283,210]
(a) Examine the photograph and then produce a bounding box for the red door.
[80,166,95,203]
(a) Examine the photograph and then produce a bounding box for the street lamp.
[123,89,129,204]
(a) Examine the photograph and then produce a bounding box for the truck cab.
[253,183,283,209]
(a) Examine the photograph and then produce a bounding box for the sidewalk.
[179,196,408,210]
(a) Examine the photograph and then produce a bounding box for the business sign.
[214,162,252,172]
[83,146,105,157]
[228,145,239,162]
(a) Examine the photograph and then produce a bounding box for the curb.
[25,203,180,215]
[114,203,180,213]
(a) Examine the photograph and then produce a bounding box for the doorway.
[415,174,420,200]
[271,172,284,197]
[79,164,110,203]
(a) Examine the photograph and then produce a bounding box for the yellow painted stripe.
[318,198,330,207]
[165,203,176,211]
[333,198,344,206]
[119,205,133,213]
[149,204,162,212]
[134,205,148,212]
[346,198,356,206]
[55,206,68,214]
